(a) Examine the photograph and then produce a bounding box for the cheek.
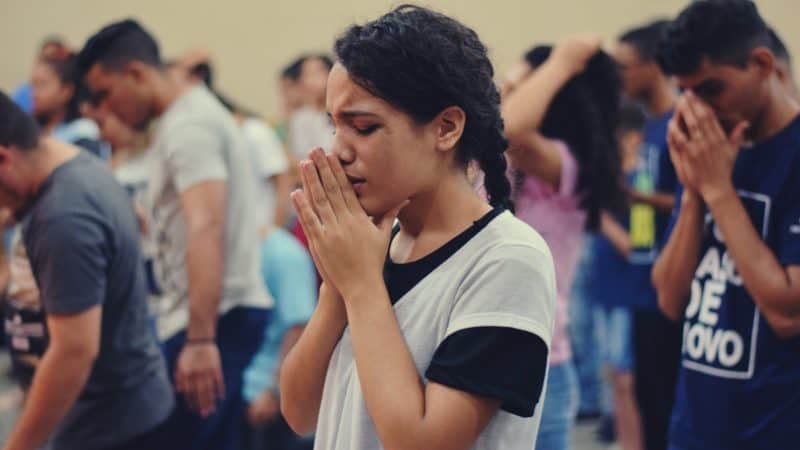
[351,138,411,214]
[108,89,140,122]
[356,137,397,183]
[715,90,749,120]
[33,84,56,104]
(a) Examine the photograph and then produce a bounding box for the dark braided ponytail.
[515,45,626,230]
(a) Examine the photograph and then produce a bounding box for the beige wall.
[1,0,797,119]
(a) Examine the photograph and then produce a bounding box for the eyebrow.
[329,110,381,120]
[690,79,723,92]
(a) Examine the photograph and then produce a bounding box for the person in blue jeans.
[502,36,627,450]
[654,2,800,449]
[614,21,682,450]
[243,228,317,450]
[587,101,651,450]
[569,236,604,421]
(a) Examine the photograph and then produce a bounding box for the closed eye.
[355,124,380,136]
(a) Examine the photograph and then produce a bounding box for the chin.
[358,198,383,218]
[358,195,396,218]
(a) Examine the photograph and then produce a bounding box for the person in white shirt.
[280,6,556,450]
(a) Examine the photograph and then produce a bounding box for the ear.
[434,106,466,153]
[750,46,775,79]
[643,60,662,78]
[0,145,14,167]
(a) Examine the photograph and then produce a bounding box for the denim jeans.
[535,360,579,450]
[568,238,603,416]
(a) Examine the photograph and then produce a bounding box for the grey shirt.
[146,85,271,340]
[22,151,173,450]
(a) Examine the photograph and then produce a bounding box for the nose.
[329,134,355,165]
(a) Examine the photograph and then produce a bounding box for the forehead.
[303,58,329,74]
[85,64,118,87]
[325,63,393,117]
[613,42,641,64]
[31,61,55,77]
[674,58,740,91]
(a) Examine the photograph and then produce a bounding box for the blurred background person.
[78,19,272,450]
[287,54,333,160]
[614,19,681,450]
[277,56,307,145]
[11,36,70,114]
[584,101,650,450]
[31,52,106,158]
[242,225,317,450]
[501,36,627,450]
[171,55,293,231]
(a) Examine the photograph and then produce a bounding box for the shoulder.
[477,211,553,264]
[445,213,557,345]
[456,212,556,301]
[160,87,233,137]
[64,118,100,139]
[23,210,107,261]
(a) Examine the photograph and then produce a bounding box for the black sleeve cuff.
[424,327,548,418]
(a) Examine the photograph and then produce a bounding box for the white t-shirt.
[315,210,556,450]
[146,85,272,340]
[242,117,289,229]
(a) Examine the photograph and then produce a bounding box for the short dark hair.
[334,5,513,212]
[0,91,41,151]
[77,19,161,77]
[619,19,671,62]
[768,27,790,64]
[282,56,307,80]
[657,0,770,75]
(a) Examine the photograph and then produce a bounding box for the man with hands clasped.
[651,1,800,449]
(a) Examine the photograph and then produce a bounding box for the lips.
[346,175,366,194]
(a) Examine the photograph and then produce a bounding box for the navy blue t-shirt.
[588,173,656,310]
[588,112,674,310]
[646,111,679,248]
[669,115,800,450]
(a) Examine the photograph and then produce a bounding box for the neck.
[750,78,800,142]
[397,171,489,238]
[622,152,639,172]
[17,138,79,214]
[151,70,186,117]
[644,79,677,116]
[41,109,67,134]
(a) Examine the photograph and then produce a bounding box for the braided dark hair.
[516,46,626,230]
[334,4,513,211]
